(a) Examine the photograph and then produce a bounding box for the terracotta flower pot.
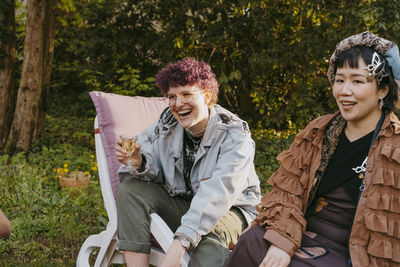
[59,171,91,190]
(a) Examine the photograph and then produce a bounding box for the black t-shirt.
[317,129,373,202]
[181,130,203,200]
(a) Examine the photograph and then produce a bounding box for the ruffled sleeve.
[252,117,325,256]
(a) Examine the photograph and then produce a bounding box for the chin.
[342,116,358,123]
[177,120,193,129]
[340,110,356,121]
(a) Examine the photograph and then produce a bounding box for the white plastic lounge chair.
[77,91,190,267]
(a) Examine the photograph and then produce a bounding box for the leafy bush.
[53,0,400,131]
[0,115,106,265]
[252,128,296,193]
[80,65,159,97]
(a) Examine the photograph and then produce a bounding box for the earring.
[379,98,384,110]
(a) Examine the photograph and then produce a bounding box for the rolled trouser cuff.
[117,180,154,253]
[118,239,152,254]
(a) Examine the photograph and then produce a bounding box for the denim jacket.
[118,104,261,248]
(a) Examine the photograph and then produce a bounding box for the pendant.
[359,173,364,179]
[359,179,366,191]
[352,157,368,174]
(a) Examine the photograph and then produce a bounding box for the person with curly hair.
[224,32,400,267]
[115,58,261,267]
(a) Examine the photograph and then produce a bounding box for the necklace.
[352,156,368,190]
[184,129,203,149]
[353,112,386,194]
[185,127,205,136]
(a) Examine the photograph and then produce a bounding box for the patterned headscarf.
[327,31,400,109]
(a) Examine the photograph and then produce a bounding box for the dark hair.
[333,46,399,111]
[155,58,219,105]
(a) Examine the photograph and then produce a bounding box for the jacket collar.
[302,110,400,145]
[300,111,340,143]
[202,105,226,147]
[169,124,184,158]
[314,111,341,131]
[169,105,226,158]
[379,111,400,136]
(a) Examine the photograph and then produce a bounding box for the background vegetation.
[1,0,400,265]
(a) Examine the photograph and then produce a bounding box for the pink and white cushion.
[89,91,167,199]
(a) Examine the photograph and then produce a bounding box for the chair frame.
[76,116,189,267]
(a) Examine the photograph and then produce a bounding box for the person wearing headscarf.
[224,32,400,267]
[115,58,261,267]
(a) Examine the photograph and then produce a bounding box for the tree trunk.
[238,78,256,117]
[35,0,57,140]
[5,0,57,154]
[0,0,16,150]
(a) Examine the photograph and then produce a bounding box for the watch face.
[180,237,190,248]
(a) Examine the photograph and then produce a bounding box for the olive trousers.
[117,179,247,267]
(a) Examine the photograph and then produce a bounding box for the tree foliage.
[51,0,400,130]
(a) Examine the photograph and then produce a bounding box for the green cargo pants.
[117,179,247,267]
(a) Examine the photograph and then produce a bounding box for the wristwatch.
[176,235,191,249]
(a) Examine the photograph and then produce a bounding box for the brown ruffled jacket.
[253,111,400,267]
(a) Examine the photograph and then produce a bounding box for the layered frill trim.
[350,127,400,266]
[269,168,304,196]
[351,210,400,265]
[367,188,400,213]
[254,203,306,247]
[379,142,400,164]
[371,166,400,189]
[368,257,400,267]
[274,116,324,177]
[257,190,304,212]
[367,232,400,263]
[351,239,400,266]
[275,150,303,177]
[363,209,400,239]
[349,242,370,267]
[276,138,315,174]
[366,141,400,215]
[273,139,318,189]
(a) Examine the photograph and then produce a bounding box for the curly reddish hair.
[156,58,219,105]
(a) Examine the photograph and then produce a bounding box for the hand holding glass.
[120,135,138,170]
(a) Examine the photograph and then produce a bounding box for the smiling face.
[167,85,211,135]
[333,58,388,131]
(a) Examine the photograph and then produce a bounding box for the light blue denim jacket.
[118,104,261,248]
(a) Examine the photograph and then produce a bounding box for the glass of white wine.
[120,135,138,170]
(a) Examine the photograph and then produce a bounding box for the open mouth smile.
[341,101,356,107]
[178,110,192,118]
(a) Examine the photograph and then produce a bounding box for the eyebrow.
[170,90,199,94]
[166,90,196,96]
[335,73,368,78]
